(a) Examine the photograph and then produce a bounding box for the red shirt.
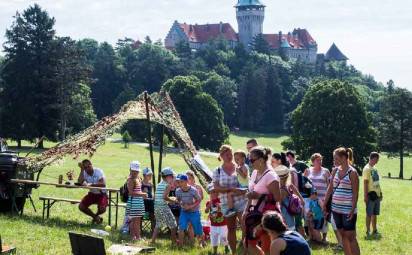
[206,198,227,226]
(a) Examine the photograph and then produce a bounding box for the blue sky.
[1,0,411,90]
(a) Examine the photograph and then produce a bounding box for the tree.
[163,76,229,151]
[252,34,270,55]
[282,79,376,168]
[91,42,123,119]
[52,37,96,140]
[378,84,412,179]
[1,4,59,147]
[201,72,238,127]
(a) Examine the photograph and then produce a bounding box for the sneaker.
[366,231,371,237]
[225,209,237,217]
[372,230,381,237]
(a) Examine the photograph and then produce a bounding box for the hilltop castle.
[165,0,347,64]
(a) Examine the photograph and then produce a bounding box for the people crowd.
[77,139,383,255]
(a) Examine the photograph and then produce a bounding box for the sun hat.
[143,167,153,176]
[161,167,175,177]
[130,161,140,172]
[274,165,290,178]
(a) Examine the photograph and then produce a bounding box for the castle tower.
[235,0,265,49]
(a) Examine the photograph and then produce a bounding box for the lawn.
[0,133,411,255]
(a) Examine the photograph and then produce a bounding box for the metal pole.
[158,125,165,183]
[144,92,156,190]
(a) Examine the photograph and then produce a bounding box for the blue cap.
[161,167,175,177]
[176,174,188,181]
[311,188,318,194]
[143,167,153,176]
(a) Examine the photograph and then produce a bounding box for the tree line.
[0,5,411,177]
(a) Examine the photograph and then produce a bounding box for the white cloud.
[0,0,411,89]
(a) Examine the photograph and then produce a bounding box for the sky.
[0,0,411,90]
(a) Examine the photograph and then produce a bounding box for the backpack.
[120,181,129,203]
[282,186,303,216]
[245,194,267,242]
[296,171,313,197]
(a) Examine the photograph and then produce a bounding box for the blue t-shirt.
[309,199,323,220]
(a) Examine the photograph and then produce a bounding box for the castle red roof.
[264,28,316,49]
[179,22,238,43]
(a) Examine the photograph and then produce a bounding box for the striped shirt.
[307,167,329,200]
[332,167,357,214]
[154,181,168,207]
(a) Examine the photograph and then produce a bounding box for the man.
[78,159,108,224]
[245,138,258,167]
[286,150,310,238]
[363,152,382,237]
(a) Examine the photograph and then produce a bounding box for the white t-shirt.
[83,168,106,194]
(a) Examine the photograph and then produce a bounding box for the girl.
[246,146,281,255]
[262,211,311,255]
[324,148,360,255]
[126,161,147,241]
[272,152,304,232]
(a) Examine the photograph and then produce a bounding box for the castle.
[165,0,348,64]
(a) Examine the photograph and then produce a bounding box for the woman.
[126,161,148,241]
[213,145,247,255]
[323,148,360,255]
[246,146,281,255]
[262,211,311,255]
[272,152,304,231]
[304,153,330,242]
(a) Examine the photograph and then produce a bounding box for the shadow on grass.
[231,130,288,139]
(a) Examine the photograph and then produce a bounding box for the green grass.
[1,133,411,254]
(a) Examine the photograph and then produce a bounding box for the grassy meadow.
[0,132,411,254]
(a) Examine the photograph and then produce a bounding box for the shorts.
[313,218,324,230]
[179,210,203,236]
[332,212,357,231]
[221,199,247,216]
[144,198,154,214]
[210,225,228,247]
[247,228,271,253]
[80,192,108,209]
[154,205,177,229]
[366,199,380,216]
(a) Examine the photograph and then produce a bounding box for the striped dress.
[307,167,329,200]
[126,178,145,218]
[331,167,357,214]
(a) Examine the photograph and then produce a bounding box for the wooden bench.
[39,196,81,220]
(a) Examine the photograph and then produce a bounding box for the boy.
[151,167,178,244]
[205,184,230,255]
[225,150,249,217]
[175,174,204,247]
[307,189,323,242]
[363,152,382,237]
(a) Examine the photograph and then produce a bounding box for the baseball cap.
[161,167,175,177]
[143,167,153,176]
[176,174,188,181]
[130,161,140,172]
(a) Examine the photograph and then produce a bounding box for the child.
[151,167,178,244]
[186,170,204,241]
[126,161,147,241]
[205,184,230,255]
[141,168,153,198]
[225,150,249,217]
[307,189,323,242]
[175,174,204,248]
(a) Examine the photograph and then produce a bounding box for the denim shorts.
[178,210,203,236]
[366,199,380,216]
[313,218,324,230]
[332,212,357,231]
